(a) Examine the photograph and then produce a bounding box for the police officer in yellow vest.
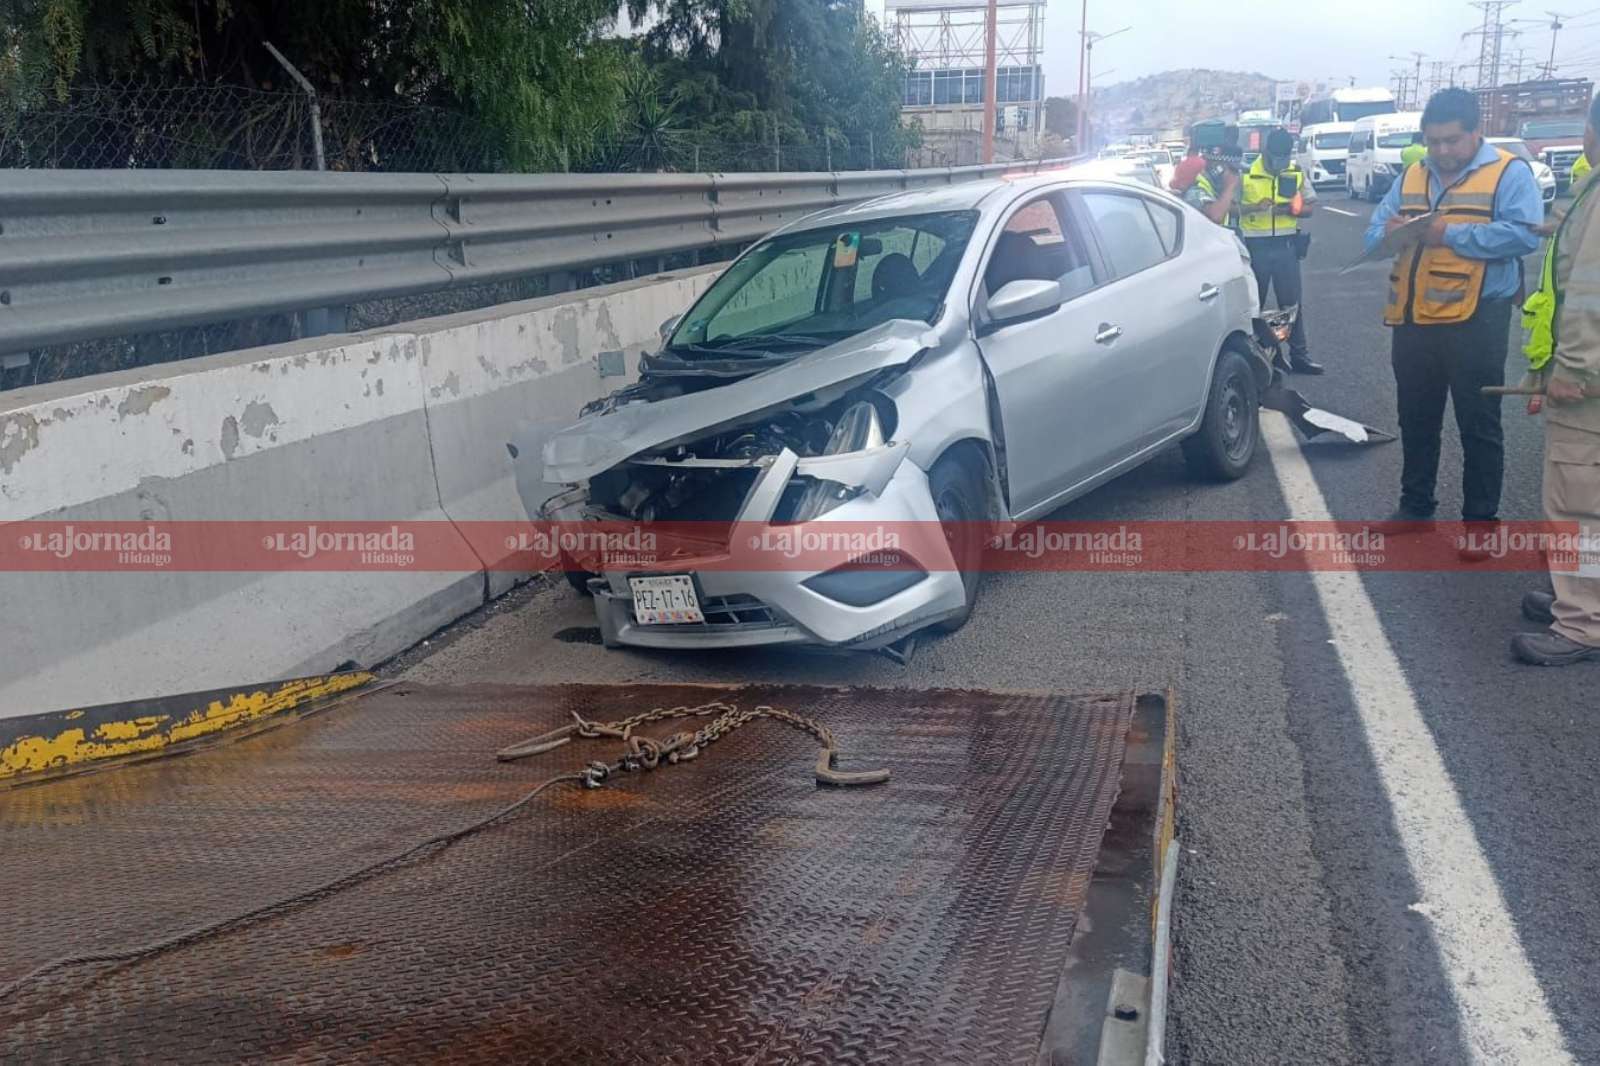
[1239,130,1323,374]
[1364,88,1544,529]
[1510,90,1600,665]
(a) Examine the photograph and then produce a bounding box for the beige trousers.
[1544,419,1600,647]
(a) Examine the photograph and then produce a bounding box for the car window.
[1081,192,1170,279]
[670,210,979,356]
[983,194,1095,302]
[1144,199,1181,256]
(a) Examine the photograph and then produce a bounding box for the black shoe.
[1289,355,1325,375]
[1511,630,1600,666]
[1522,591,1556,625]
[1384,508,1435,534]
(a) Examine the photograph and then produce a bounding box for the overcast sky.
[864,1,1600,98]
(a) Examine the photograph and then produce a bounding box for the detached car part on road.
[518,175,1274,652]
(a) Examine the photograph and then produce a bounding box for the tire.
[1366,175,1380,203]
[1347,175,1358,199]
[927,453,989,635]
[1183,347,1260,481]
[559,551,596,596]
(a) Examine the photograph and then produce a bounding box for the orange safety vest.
[1384,149,1518,327]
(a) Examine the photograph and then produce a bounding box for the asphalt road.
[395,194,1598,1064]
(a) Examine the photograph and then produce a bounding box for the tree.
[622,0,916,166]
[1,0,629,169]
[1044,96,1079,140]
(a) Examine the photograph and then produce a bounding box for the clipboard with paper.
[1338,211,1439,274]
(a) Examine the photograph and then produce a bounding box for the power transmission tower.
[1466,0,1521,88]
[1427,60,1453,98]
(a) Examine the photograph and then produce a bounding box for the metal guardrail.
[0,158,1078,357]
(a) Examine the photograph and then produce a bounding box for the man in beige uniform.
[1513,95,1600,666]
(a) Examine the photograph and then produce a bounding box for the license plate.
[629,574,704,625]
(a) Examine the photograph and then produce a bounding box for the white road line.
[1261,413,1574,1066]
[1321,206,1361,217]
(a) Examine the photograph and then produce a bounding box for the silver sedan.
[522,174,1271,651]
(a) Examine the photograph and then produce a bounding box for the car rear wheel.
[1183,347,1260,481]
[928,453,989,635]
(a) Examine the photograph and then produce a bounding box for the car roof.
[786,171,1102,231]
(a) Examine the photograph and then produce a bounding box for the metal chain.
[496,699,887,788]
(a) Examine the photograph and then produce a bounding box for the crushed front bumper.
[587,460,968,651]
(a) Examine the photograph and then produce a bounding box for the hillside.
[1066,69,1281,137]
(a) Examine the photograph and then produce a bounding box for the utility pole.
[1513,10,1575,78]
[1426,60,1452,99]
[1076,0,1089,152]
[1389,53,1428,108]
[1078,27,1130,153]
[982,0,998,164]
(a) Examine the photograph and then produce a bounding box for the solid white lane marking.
[1261,413,1573,1065]
[1322,206,1360,217]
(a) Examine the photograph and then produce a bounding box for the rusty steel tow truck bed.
[0,682,1175,1064]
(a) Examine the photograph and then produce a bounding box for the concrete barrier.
[412,267,718,595]
[0,266,720,716]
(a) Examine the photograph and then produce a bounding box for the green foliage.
[624,0,916,164]
[2,0,914,170]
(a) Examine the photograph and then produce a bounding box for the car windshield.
[1314,131,1352,150]
[1377,131,1418,148]
[666,211,979,356]
[1493,139,1535,162]
[1521,120,1585,139]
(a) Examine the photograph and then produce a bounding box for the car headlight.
[787,402,885,523]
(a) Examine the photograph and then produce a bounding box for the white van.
[1296,122,1355,188]
[1345,111,1422,201]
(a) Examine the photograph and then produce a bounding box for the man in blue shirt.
[1364,88,1543,530]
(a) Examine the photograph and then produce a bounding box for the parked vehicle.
[1476,78,1592,187]
[1486,137,1559,207]
[521,176,1270,652]
[1346,111,1423,201]
[1295,122,1355,188]
[1519,117,1589,190]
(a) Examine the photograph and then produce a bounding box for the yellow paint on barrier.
[0,673,373,782]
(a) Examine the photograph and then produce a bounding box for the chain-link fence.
[0,80,509,172]
[0,79,929,174]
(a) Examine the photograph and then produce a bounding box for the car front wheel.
[1183,347,1260,481]
[928,452,989,634]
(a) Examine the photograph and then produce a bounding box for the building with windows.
[890,0,1048,161]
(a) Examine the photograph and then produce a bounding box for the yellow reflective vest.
[1238,157,1305,238]
[1572,153,1592,186]
[1384,149,1518,327]
[1523,173,1600,369]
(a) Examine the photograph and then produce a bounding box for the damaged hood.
[542,320,933,483]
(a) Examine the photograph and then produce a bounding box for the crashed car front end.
[531,323,972,651]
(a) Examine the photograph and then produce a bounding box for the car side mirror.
[658,315,681,343]
[986,279,1064,327]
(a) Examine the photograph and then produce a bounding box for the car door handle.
[1198,284,1221,302]
[1094,323,1122,344]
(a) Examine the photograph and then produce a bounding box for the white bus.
[1295,122,1355,188]
[1300,87,1396,128]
